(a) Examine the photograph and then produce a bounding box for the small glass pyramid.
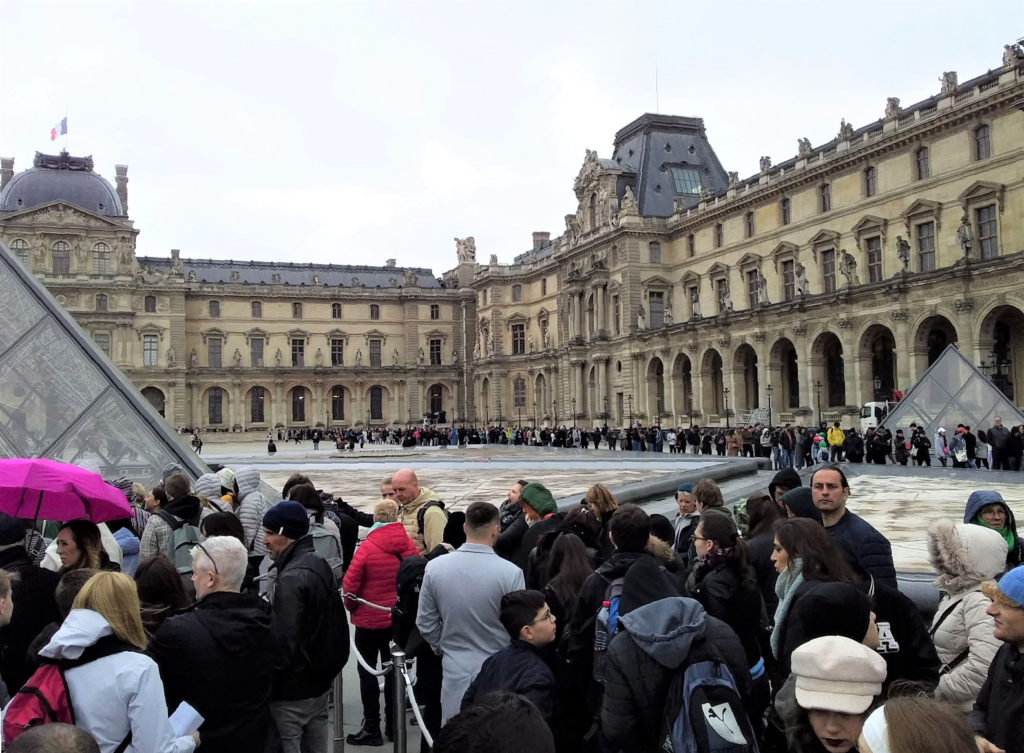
[0,239,208,485]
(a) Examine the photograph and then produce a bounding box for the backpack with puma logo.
[659,637,759,753]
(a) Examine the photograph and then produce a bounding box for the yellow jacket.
[827,427,845,447]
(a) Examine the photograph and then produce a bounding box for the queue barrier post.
[332,670,345,753]
[392,649,408,753]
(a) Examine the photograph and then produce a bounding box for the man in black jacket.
[263,501,349,753]
[0,513,59,693]
[988,416,1012,471]
[973,569,1024,753]
[149,536,275,753]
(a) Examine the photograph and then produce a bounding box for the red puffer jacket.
[343,522,418,629]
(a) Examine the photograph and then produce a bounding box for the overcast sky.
[2,1,1020,276]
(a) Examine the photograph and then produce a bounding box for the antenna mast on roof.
[654,56,660,113]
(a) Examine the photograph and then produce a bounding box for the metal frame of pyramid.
[879,343,1024,438]
[0,238,209,485]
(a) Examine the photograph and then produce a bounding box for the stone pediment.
[642,274,673,287]
[324,328,351,344]
[1,201,126,229]
[200,327,227,343]
[136,323,166,342]
[422,328,449,342]
[681,270,701,284]
[245,327,269,344]
[957,180,1004,209]
[807,229,841,248]
[737,253,762,269]
[363,328,388,345]
[707,262,730,277]
[286,328,311,343]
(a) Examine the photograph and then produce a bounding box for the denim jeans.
[269,692,329,753]
[779,449,792,468]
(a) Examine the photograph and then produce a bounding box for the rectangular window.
[747,270,759,308]
[512,324,525,355]
[781,198,791,226]
[822,249,836,293]
[209,301,220,318]
[94,252,111,275]
[745,212,755,238]
[782,260,795,301]
[208,338,222,368]
[716,279,728,314]
[541,278,548,295]
[865,166,877,197]
[649,242,661,264]
[820,184,832,212]
[332,303,342,319]
[430,304,439,320]
[512,285,522,302]
[430,338,442,365]
[975,126,991,160]
[612,295,621,335]
[145,296,157,313]
[669,167,702,195]
[331,338,344,366]
[715,223,723,248]
[93,333,110,357]
[252,301,262,318]
[866,237,883,283]
[648,291,664,328]
[291,338,304,367]
[53,249,70,275]
[977,205,998,260]
[916,148,930,180]
[917,222,936,272]
[369,339,382,367]
[143,335,158,366]
[251,338,264,367]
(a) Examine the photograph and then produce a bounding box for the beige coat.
[398,487,446,555]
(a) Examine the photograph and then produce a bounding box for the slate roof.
[1,164,123,217]
[137,257,442,288]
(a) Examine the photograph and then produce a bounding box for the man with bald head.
[393,469,448,554]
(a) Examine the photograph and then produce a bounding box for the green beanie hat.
[520,482,558,517]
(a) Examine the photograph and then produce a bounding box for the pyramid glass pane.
[881,344,1024,439]
[0,240,208,487]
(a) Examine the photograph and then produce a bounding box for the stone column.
[595,286,605,337]
[571,360,584,417]
[574,292,583,340]
[892,312,911,393]
[794,326,811,412]
[596,358,608,418]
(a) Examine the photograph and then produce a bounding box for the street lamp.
[627,393,633,426]
[656,396,662,428]
[533,400,537,428]
[814,380,823,427]
[485,405,489,426]
[687,395,693,427]
[873,375,882,402]
[553,399,558,426]
[603,395,608,424]
[723,388,730,429]
[766,384,773,427]
[517,405,522,428]
[571,398,577,429]
[497,397,502,426]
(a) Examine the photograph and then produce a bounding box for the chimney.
[114,164,129,214]
[386,259,397,268]
[0,158,13,191]
[532,231,550,250]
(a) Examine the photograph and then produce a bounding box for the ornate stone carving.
[455,236,476,264]
[759,156,772,173]
[839,250,860,286]
[794,325,808,337]
[956,214,975,260]
[837,318,854,329]
[33,151,94,171]
[727,171,740,185]
[275,349,283,367]
[752,332,766,342]
[699,186,715,201]
[837,119,854,141]
[403,269,420,286]
[166,346,176,367]
[939,71,958,95]
[189,349,199,369]
[1004,44,1024,69]
[620,186,638,213]
[354,349,362,366]
[417,348,425,365]
[797,138,812,158]
[187,270,197,282]
[573,149,601,193]
[314,348,323,366]
[884,97,901,119]
[565,214,582,246]
[895,236,911,272]
[717,336,731,348]
[891,309,909,322]
[756,272,770,306]
[953,298,975,313]
[637,303,647,331]
[232,348,242,367]
[686,343,698,354]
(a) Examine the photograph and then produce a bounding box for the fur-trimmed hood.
[647,534,676,566]
[927,518,1007,594]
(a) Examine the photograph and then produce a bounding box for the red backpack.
[3,637,138,748]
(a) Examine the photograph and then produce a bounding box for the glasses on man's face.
[528,609,555,626]
[196,542,219,575]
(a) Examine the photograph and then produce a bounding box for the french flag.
[50,117,67,141]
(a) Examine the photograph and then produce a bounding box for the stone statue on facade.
[592,249,606,269]
[403,269,419,286]
[895,236,911,272]
[542,327,551,350]
[839,250,860,286]
[315,348,324,366]
[1004,44,1024,69]
[565,214,582,246]
[884,97,902,119]
[699,186,715,201]
[528,333,535,352]
[189,349,199,369]
[691,288,701,318]
[166,346,176,367]
[488,254,498,266]
[188,270,197,282]
[455,236,477,264]
[233,348,242,367]
[473,339,481,360]
[939,71,958,95]
[795,262,809,296]
[957,214,975,260]
[719,282,733,313]
[637,303,647,331]
[620,186,638,212]
[727,171,740,185]
[486,332,494,356]
[417,348,425,365]
[351,276,361,287]
[797,138,813,158]
[759,156,772,173]
[169,249,182,274]
[663,296,674,325]
[757,272,770,305]
[837,119,855,141]
[355,349,362,366]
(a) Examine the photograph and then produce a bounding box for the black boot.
[347,720,383,747]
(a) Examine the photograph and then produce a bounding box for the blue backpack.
[660,639,759,753]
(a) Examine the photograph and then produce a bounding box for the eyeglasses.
[528,609,555,625]
[195,542,219,575]
[691,534,710,543]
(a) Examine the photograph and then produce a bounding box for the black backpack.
[392,554,442,657]
[416,500,449,537]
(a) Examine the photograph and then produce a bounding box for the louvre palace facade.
[2,45,1024,432]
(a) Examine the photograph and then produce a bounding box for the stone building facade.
[2,47,1024,431]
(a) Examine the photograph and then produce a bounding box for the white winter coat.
[927,519,1007,712]
[37,609,196,753]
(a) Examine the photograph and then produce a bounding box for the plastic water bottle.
[593,600,611,682]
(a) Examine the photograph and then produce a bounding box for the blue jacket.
[826,510,897,589]
[964,491,1023,570]
[461,639,555,721]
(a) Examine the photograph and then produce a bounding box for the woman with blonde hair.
[35,572,198,753]
[584,484,619,560]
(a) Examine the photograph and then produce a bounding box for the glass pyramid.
[880,344,1024,438]
[0,239,208,485]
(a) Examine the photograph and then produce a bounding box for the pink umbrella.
[0,458,133,523]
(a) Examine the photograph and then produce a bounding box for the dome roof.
[0,152,123,217]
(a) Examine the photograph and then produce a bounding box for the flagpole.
[64,108,68,153]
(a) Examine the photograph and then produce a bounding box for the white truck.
[860,401,896,431]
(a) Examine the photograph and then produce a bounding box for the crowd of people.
[1,458,1023,753]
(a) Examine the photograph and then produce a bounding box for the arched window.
[331,386,345,420]
[370,304,380,320]
[52,241,70,275]
[208,388,223,424]
[93,242,111,275]
[95,294,108,312]
[11,238,28,262]
[291,388,306,422]
[209,300,221,318]
[292,302,303,319]
[513,378,526,407]
[144,295,156,313]
[915,146,930,180]
[430,384,443,415]
[975,124,991,160]
[250,387,266,423]
[251,301,262,318]
[370,386,383,420]
[332,302,342,319]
